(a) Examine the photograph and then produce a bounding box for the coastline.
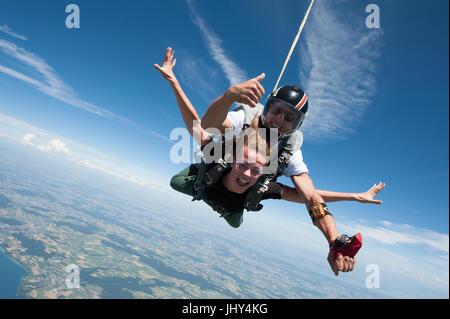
[0,246,28,299]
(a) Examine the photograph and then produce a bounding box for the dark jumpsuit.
[170,164,282,228]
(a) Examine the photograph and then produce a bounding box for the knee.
[170,174,195,196]
[225,214,243,228]
[170,175,185,193]
[170,175,179,191]
[228,222,242,229]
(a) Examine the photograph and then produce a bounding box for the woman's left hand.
[154,47,177,82]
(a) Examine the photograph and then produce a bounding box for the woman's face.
[223,147,267,194]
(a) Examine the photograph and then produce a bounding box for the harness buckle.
[256,182,269,193]
[217,158,228,168]
[204,172,213,185]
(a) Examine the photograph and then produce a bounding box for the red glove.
[330,233,362,259]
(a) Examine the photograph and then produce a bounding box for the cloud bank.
[0,38,132,124]
[341,220,449,254]
[0,112,167,190]
[299,0,383,140]
[0,31,170,143]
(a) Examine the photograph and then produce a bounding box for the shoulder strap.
[193,160,240,218]
[192,158,230,201]
[231,103,264,130]
[243,177,270,212]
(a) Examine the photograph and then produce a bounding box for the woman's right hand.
[154,47,177,82]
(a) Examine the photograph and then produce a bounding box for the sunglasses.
[268,104,298,123]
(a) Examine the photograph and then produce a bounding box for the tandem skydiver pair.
[154,47,384,276]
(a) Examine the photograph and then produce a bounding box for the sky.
[0,0,448,298]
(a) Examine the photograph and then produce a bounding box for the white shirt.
[226,105,309,177]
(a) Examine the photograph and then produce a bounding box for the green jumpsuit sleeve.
[170,163,244,229]
[169,164,199,196]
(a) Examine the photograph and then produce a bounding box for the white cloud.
[178,54,218,103]
[0,25,27,40]
[20,133,153,187]
[0,38,171,143]
[184,0,383,143]
[1,113,168,190]
[21,132,35,145]
[340,220,449,254]
[45,139,71,155]
[185,0,247,86]
[0,39,132,124]
[21,133,71,156]
[75,157,150,187]
[78,159,96,169]
[299,0,383,140]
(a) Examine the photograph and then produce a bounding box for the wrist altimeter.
[309,203,332,222]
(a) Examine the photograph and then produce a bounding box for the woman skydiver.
[154,47,385,229]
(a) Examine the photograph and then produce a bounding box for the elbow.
[200,117,210,129]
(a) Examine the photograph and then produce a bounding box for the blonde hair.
[229,115,270,165]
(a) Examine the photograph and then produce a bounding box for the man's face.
[223,147,266,194]
[263,101,300,135]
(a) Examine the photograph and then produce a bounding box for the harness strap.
[243,149,293,212]
[192,158,230,202]
[202,197,234,218]
[244,178,269,211]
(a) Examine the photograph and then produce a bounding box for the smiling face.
[262,101,300,135]
[223,146,267,194]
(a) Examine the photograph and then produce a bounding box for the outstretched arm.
[154,47,210,146]
[291,173,356,276]
[280,182,385,204]
[201,74,266,133]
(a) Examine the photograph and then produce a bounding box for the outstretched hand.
[225,73,266,107]
[355,182,386,204]
[154,47,177,82]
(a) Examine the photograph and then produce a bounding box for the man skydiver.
[201,74,370,276]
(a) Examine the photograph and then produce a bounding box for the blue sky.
[0,0,448,297]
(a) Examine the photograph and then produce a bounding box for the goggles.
[262,96,306,134]
[268,103,299,123]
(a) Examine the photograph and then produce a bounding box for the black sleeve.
[261,181,283,200]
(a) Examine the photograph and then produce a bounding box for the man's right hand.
[224,73,266,107]
[327,250,356,276]
[354,182,386,204]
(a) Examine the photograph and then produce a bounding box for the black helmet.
[261,85,308,134]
